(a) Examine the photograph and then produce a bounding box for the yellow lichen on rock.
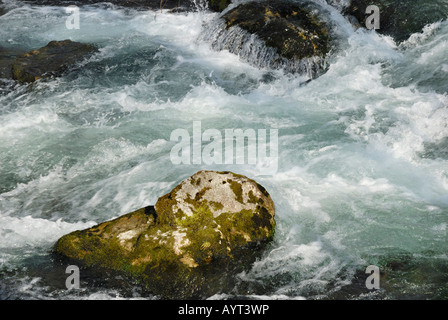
[53,170,276,299]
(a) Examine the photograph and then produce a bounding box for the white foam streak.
[0,215,95,250]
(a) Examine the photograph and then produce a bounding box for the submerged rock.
[11,40,97,83]
[54,171,275,298]
[200,0,331,77]
[0,47,20,79]
[0,0,7,16]
[342,0,448,42]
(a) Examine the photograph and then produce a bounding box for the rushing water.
[0,0,447,299]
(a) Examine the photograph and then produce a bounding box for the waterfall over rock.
[199,0,332,78]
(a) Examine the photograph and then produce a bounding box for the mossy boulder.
[54,170,275,298]
[343,0,448,42]
[223,1,330,60]
[11,40,97,83]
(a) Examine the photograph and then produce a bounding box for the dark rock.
[343,0,448,42]
[208,0,231,12]
[0,47,22,79]
[53,170,276,299]
[11,40,97,83]
[223,1,330,60]
[201,0,331,77]
[0,0,5,16]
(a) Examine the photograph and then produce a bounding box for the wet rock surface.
[11,40,97,83]
[343,0,448,42]
[208,0,231,12]
[54,171,276,299]
[200,0,331,77]
[223,1,330,60]
[0,47,21,79]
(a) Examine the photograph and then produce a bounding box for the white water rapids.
[0,0,447,299]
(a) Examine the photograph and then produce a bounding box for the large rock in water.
[200,0,331,77]
[54,171,275,298]
[11,40,97,83]
[342,0,448,42]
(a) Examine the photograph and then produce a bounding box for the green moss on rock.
[11,40,97,83]
[222,0,330,60]
[1,47,24,80]
[54,171,275,298]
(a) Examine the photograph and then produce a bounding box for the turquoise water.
[0,1,447,299]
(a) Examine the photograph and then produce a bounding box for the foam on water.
[0,214,95,273]
[0,2,447,299]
